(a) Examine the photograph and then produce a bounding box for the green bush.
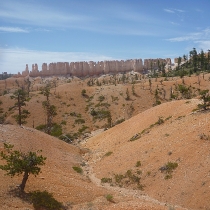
[98,95,105,102]
[101,177,112,183]
[160,162,178,179]
[36,124,46,130]
[59,134,73,143]
[136,161,141,167]
[105,194,114,202]
[114,174,124,183]
[75,118,85,124]
[30,190,63,210]
[90,109,111,120]
[104,151,113,157]
[78,125,88,133]
[51,124,62,137]
[114,118,125,126]
[61,120,66,125]
[72,166,83,174]
[81,89,87,96]
[70,112,81,118]
[36,123,62,137]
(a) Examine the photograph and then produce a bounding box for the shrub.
[199,133,210,140]
[90,109,111,120]
[75,118,85,124]
[104,151,113,157]
[101,177,112,183]
[165,162,178,173]
[198,89,210,110]
[114,118,125,126]
[78,125,88,133]
[30,190,63,210]
[130,133,141,141]
[61,120,66,125]
[160,162,178,179]
[165,174,172,180]
[36,123,62,138]
[105,194,114,202]
[72,166,83,174]
[156,117,164,125]
[114,174,124,183]
[136,161,141,167]
[81,89,87,96]
[98,95,105,102]
[51,123,62,137]
[70,112,81,118]
[59,134,73,143]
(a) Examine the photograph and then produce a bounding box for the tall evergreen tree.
[10,89,30,125]
[41,84,57,135]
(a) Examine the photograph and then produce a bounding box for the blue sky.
[0,0,210,74]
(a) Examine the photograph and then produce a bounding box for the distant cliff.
[17,58,171,78]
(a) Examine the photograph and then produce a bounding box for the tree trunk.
[20,171,29,191]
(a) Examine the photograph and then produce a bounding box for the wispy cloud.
[167,28,210,42]
[0,1,94,29]
[194,41,210,51]
[0,0,165,36]
[170,22,180,26]
[166,28,210,51]
[174,9,185,13]
[164,8,185,13]
[0,48,115,74]
[164,9,175,13]
[0,26,29,33]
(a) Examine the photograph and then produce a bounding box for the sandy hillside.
[1,73,210,209]
[0,124,177,210]
[83,99,210,210]
[1,73,210,137]
[0,125,107,209]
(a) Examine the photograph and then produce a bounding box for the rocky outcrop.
[18,58,171,78]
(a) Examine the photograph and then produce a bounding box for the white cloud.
[0,26,29,33]
[170,22,180,26]
[164,8,185,14]
[174,9,185,13]
[167,28,210,42]
[0,1,94,29]
[164,9,175,13]
[194,41,210,51]
[0,48,115,74]
[0,0,165,36]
